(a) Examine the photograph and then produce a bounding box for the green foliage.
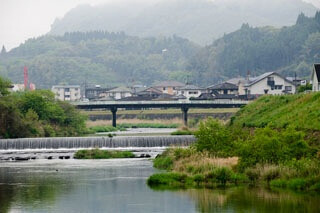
[0,32,198,88]
[0,87,87,138]
[237,126,314,170]
[231,93,320,131]
[74,149,135,159]
[298,83,312,93]
[194,118,233,157]
[0,76,11,96]
[147,173,189,187]
[171,129,194,135]
[189,13,320,82]
[153,156,174,171]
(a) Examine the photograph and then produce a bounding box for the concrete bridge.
[73,100,249,127]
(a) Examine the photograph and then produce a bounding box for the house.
[85,85,115,100]
[152,80,185,95]
[52,85,81,101]
[177,84,204,99]
[103,86,133,100]
[135,87,163,99]
[207,82,239,95]
[311,64,320,92]
[239,72,296,95]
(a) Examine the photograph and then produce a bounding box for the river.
[1,154,320,213]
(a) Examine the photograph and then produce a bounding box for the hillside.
[188,12,320,84]
[49,0,317,45]
[231,93,320,131]
[0,32,199,88]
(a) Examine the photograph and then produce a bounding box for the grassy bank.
[231,93,320,130]
[148,94,320,192]
[74,149,135,159]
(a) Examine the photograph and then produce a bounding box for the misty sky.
[0,0,319,50]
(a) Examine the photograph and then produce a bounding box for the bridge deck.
[73,100,249,109]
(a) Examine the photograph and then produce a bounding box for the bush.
[245,168,260,183]
[147,173,188,186]
[194,118,233,157]
[288,178,307,191]
[171,130,193,135]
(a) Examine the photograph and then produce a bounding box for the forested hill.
[188,12,320,83]
[1,13,320,88]
[0,32,199,88]
[49,0,317,45]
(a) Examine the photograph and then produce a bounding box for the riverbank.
[148,93,320,193]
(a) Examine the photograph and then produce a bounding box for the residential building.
[177,84,204,99]
[239,72,296,95]
[152,80,185,95]
[103,86,133,100]
[52,85,81,101]
[85,86,115,100]
[207,82,239,95]
[311,64,320,92]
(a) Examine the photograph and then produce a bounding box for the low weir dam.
[0,136,196,150]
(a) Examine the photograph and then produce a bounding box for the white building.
[311,64,320,92]
[239,72,296,95]
[177,84,204,99]
[51,85,81,101]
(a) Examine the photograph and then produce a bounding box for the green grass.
[231,93,320,131]
[74,149,135,159]
[170,129,194,135]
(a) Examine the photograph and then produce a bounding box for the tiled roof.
[207,82,238,90]
[108,86,132,93]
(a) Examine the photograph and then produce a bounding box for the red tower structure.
[24,66,28,90]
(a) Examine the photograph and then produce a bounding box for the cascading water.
[0,136,196,150]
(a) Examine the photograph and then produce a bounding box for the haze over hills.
[49,0,317,45]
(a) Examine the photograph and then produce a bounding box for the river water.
[1,154,320,212]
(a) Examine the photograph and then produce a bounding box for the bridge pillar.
[181,107,189,127]
[111,107,117,127]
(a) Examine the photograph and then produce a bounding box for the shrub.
[147,173,188,186]
[261,166,281,183]
[194,118,233,157]
[193,174,205,186]
[288,178,307,191]
[245,168,260,183]
[214,167,234,186]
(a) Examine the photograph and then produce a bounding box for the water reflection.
[0,159,319,213]
[180,187,320,213]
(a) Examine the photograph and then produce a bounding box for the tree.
[0,45,6,55]
[0,76,11,96]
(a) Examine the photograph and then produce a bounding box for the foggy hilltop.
[49,0,317,45]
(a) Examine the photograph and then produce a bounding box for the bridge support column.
[111,107,117,127]
[181,107,189,127]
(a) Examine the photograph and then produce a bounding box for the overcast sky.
[0,0,319,50]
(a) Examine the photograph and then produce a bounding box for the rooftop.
[208,82,238,90]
